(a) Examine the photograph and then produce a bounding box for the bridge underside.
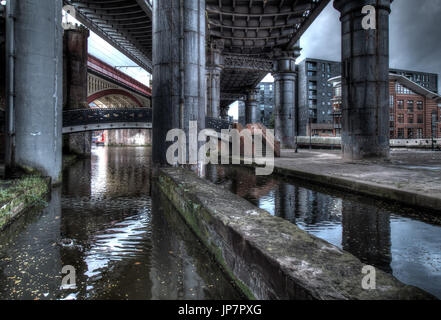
[65,0,153,72]
[66,0,329,102]
[207,0,330,100]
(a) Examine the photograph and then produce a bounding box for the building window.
[407,100,414,112]
[417,101,423,110]
[417,128,423,139]
[390,95,394,107]
[408,114,414,124]
[417,114,423,124]
[308,71,317,77]
[398,114,404,123]
[307,62,317,71]
[309,99,317,108]
[396,82,417,95]
[398,128,404,139]
[397,100,404,109]
[326,64,331,73]
[408,128,414,139]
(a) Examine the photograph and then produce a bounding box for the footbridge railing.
[63,108,152,133]
[63,109,231,134]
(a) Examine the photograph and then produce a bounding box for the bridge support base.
[334,0,391,161]
[8,0,63,182]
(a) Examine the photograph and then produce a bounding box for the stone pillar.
[238,101,246,126]
[12,0,63,183]
[0,13,5,162]
[334,0,391,160]
[63,26,91,157]
[152,0,206,165]
[273,46,300,149]
[245,90,259,124]
[206,40,223,118]
[220,107,229,121]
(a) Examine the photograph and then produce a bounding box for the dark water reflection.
[0,147,241,300]
[203,164,441,299]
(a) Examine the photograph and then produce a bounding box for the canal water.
[203,164,441,299]
[0,147,242,300]
[1,147,440,299]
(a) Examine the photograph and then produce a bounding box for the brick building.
[329,75,441,140]
[389,74,441,139]
[296,58,438,136]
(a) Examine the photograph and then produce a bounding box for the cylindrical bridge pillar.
[245,90,259,124]
[152,0,206,165]
[334,0,391,160]
[206,40,223,119]
[12,0,63,183]
[63,26,91,157]
[273,46,300,149]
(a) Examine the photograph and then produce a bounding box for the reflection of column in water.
[150,187,241,300]
[150,187,188,299]
[342,200,392,273]
[63,157,92,197]
[298,189,342,225]
[275,183,296,223]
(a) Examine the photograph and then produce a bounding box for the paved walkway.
[273,149,441,212]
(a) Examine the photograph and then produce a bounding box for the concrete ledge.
[0,176,50,231]
[272,165,441,214]
[296,136,441,149]
[157,167,434,300]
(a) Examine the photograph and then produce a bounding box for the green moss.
[0,175,49,230]
[62,154,78,170]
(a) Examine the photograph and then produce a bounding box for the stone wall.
[158,167,433,300]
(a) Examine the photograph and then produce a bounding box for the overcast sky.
[299,0,441,89]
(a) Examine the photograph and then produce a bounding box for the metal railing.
[206,117,231,132]
[63,108,152,128]
[63,108,231,132]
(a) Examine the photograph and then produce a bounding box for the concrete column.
[245,90,259,124]
[206,40,223,118]
[273,46,300,149]
[334,0,391,160]
[12,0,63,182]
[0,13,5,163]
[63,26,92,156]
[153,0,206,165]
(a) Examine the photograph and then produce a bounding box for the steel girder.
[64,0,153,72]
[63,0,330,95]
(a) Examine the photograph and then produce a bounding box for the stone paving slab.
[273,149,441,212]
